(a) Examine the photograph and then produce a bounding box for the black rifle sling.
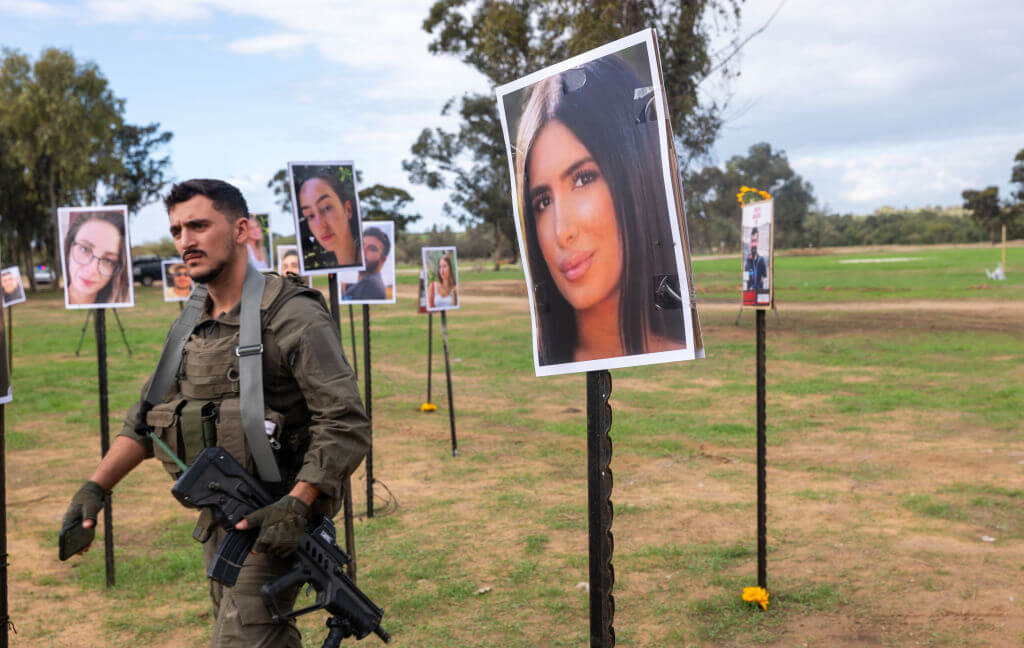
[237,264,281,483]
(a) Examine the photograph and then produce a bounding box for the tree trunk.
[21,239,35,292]
[48,169,59,290]
[492,220,503,271]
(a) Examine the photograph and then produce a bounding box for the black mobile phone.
[58,518,95,561]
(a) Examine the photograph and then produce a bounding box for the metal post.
[756,309,767,589]
[111,309,132,357]
[586,370,614,647]
[94,309,115,587]
[348,305,358,380]
[426,313,433,404]
[5,308,10,379]
[75,310,93,356]
[440,311,458,457]
[328,276,357,578]
[1,404,9,647]
[362,304,374,519]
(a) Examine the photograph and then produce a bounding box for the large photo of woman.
[422,246,459,311]
[287,161,365,275]
[57,205,134,310]
[496,29,701,376]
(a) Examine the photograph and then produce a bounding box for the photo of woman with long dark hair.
[498,32,698,373]
[287,162,364,274]
[422,246,459,311]
[58,206,133,309]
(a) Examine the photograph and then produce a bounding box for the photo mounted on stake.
[337,221,396,304]
[162,259,193,302]
[496,29,703,376]
[422,246,459,311]
[741,199,774,308]
[276,244,312,287]
[57,205,134,310]
[287,161,365,275]
[247,212,273,270]
[1,266,26,307]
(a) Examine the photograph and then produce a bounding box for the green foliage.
[0,47,171,287]
[685,142,816,251]
[358,184,423,233]
[961,185,1011,244]
[407,0,746,267]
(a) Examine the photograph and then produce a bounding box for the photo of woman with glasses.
[497,30,701,376]
[286,161,364,274]
[58,206,134,309]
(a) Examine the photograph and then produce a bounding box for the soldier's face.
[750,231,759,255]
[169,195,246,284]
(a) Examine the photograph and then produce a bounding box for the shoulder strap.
[238,264,282,483]
[143,284,208,406]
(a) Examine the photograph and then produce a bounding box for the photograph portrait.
[162,260,194,302]
[247,212,273,271]
[287,161,365,275]
[57,205,134,310]
[276,244,312,287]
[337,221,396,305]
[496,29,702,376]
[422,246,459,312]
[741,199,774,308]
[1,266,27,307]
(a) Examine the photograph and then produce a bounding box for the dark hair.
[363,226,390,258]
[63,210,130,304]
[435,252,455,290]
[750,227,759,237]
[282,249,299,262]
[515,54,684,365]
[292,166,361,265]
[164,179,249,223]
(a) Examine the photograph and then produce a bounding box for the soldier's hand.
[237,495,309,557]
[62,481,108,531]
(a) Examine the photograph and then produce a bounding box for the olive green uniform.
[119,274,370,647]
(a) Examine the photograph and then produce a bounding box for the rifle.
[170,447,390,645]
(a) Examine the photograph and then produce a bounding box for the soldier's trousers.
[203,526,302,648]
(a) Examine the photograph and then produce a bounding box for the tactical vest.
[144,273,329,490]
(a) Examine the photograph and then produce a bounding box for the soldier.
[61,179,370,647]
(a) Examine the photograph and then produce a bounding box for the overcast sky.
[1,0,1021,244]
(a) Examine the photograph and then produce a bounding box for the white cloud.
[228,32,311,55]
[0,0,58,18]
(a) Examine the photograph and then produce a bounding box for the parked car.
[133,255,164,286]
[33,264,56,286]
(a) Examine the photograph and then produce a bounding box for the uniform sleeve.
[272,296,370,502]
[116,378,156,458]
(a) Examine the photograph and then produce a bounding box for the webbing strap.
[143,284,208,406]
[238,264,281,483]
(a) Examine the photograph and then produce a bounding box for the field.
[5,243,1024,647]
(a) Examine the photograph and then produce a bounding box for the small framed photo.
[247,213,273,271]
[422,246,459,312]
[57,205,134,310]
[741,199,774,308]
[337,221,396,305]
[162,259,194,302]
[287,161,366,275]
[1,266,26,307]
[276,244,312,287]
[496,29,702,376]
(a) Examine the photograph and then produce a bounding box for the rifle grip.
[207,529,257,587]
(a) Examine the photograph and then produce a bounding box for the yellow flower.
[420,402,438,412]
[742,586,770,610]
